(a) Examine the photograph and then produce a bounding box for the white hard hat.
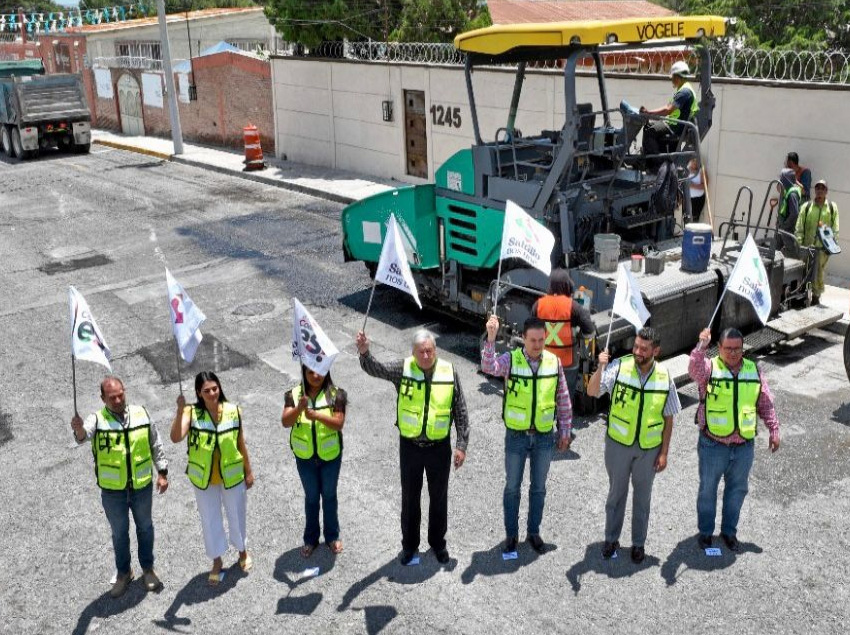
[670,61,690,76]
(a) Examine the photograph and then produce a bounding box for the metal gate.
[403,90,427,178]
[117,74,144,136]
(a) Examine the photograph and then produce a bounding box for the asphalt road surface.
[1,148,849,634]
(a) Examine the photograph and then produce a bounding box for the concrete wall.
[93,51,273,153]
[271,57,850,276]
[85,8,273,62]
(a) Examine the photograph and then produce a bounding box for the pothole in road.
[233,302,276,318]
[39,253,112,275]
[138,334,251,384]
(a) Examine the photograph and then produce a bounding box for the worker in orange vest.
[532,269,595,395]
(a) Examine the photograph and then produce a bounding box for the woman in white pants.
[172,371,254,584]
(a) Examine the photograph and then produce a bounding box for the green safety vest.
[704,357,761,440]
[91,405,154,491]
[289,385,341,461]
[186,402,245,489]
[670,82,699,122]
[797,200,838,246]
[607,356,670,449]
[397,357,455,441]
[779,185,802,220]
[503,349,559,433]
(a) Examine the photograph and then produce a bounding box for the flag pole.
[706,284,729,331]
[362,277,378,333]
[71,354,78,416]
[172,337,184,396]
[492,257,504,315]
[604,313,615,351]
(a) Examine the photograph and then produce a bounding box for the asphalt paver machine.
[342,16,841,400]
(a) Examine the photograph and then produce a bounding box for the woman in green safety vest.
[171,371,255,585]
[282,364,348,558]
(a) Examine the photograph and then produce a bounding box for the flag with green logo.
[500,200,555,276]
[726,234,771,324]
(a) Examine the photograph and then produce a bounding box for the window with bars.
[115,40,162,60]
[226,38,269,53]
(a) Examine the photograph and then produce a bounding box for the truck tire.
[10,127,24,159]
[72,142,91,154]
[1,126,11,157]
[843,323,850,383]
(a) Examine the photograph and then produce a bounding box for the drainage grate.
[0,411,11,448]
[39,253,112,275]
[138,334,251,384]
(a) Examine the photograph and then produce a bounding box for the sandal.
[329,540,344,555]
[239,552,253,573]
[300,543,318,558]
[208,570,224,586]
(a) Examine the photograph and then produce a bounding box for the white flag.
[375,214,422,308]
[291,298,339,376]
[68,286,112,370]
[500,200,556,276]
[612,263,651,331]
[165,269,206,363]
[726,234,772,324]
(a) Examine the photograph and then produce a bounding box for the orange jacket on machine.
[536,295,575,368]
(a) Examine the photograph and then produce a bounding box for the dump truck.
[341,16,842,405]
[0,59,91,159]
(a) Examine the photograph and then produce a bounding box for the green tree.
[658,0,850,50]
[264,0,391,48]
[0,2,65,12]
[392,0,490,42]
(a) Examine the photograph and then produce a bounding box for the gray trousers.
[604,435,660,547]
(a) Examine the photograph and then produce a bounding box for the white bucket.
[594,233,621,273]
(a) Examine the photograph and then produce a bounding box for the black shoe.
[602,541,619,559]
[399,550,416,565]
[502,537,518,554]
[631,546,645,564]
[527,534,546,554]
[697,534,713,550]
[435,548,450,564]
[720,533,740,552]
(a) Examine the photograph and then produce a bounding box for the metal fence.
[280,40,850,86]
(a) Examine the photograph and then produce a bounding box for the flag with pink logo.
[165,269,206,363]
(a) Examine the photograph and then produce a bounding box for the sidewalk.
[92,129,397,205]
[92,129,850,327]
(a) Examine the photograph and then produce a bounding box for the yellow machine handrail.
[455,15,727,56]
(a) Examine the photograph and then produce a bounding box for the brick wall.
[90,51,274,153]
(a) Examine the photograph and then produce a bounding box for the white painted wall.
[271,58,850,276]
[87,9,273,62]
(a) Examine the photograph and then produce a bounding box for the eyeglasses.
[720,346,743,353]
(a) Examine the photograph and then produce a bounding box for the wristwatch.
[158,469,168,477]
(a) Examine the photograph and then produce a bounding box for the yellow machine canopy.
[455,15,727,57]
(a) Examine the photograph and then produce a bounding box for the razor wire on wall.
[284,40,850,86]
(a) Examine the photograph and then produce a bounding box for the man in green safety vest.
[587,327,680,564]
[356,328,469,566]
[482,315,573,556]
[70,376,169,597]
[796,178,839,304]
[776,168,802,254]
[639,60,699,172]
[689,327,780,553]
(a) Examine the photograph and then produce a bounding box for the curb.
[93,137,356,206]
[93,139,173,161]
[170,155,356,206]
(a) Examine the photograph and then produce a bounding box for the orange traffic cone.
[243,124,265,171]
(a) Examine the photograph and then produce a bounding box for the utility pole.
[157,0,184,154]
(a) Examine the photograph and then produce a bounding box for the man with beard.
[587,328,680,563]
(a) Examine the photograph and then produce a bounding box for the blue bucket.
[682,223,712,273]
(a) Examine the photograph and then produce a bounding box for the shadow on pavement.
[831,402,850,425]
[338,551,455,612]
[565,542,660,595]
[73,584,146,635]
[151,564,245,631]
[273,546,337,616]
[460,540,553,584]
[659,535,763,586]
